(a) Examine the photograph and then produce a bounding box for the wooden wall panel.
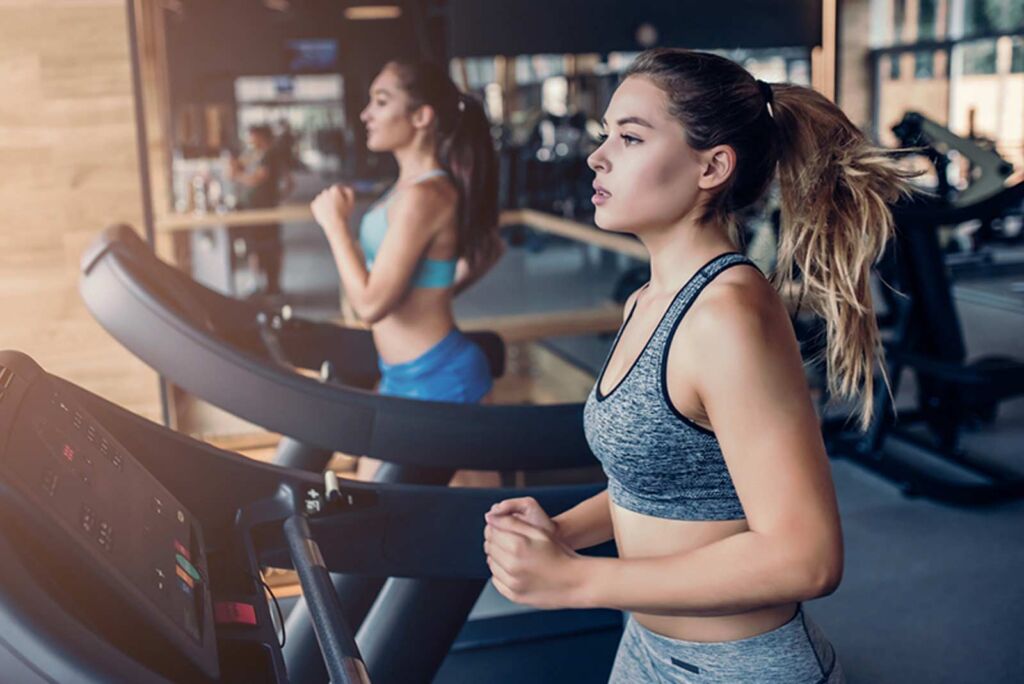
[0,0,161,420]
[838,0,873,130]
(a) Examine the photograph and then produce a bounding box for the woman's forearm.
[552,489,614,550]
[323,224,371,309]
[576,528,841,616]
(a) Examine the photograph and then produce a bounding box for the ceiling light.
[344,5,402,20]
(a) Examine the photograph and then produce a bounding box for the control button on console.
[40,470,58,497]
[80,505,95,533]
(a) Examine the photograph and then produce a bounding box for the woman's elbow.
[800,544,844,599]
[806,558,843,599]
[351,296,392,325]
[355,305,388,325]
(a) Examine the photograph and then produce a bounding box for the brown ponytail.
[443,94,500,269]
[386,61,500,270]
[626,48,918,429]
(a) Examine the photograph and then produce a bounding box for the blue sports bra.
[359,169,458,289]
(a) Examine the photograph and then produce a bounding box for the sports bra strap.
[407,168,449,184]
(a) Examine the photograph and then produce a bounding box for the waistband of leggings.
[629,606,810,656]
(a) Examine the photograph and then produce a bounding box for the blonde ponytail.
[770,84,917,428]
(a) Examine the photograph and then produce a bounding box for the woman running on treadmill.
[310,60,502,405]
[484,48,916,683]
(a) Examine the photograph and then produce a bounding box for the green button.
[176,553,201,582]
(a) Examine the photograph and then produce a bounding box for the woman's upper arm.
[361,185,451,314]
[677,283,841,554]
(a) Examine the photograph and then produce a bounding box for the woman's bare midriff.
[357,284,501,486]
[371,287,456,365]
[370,174,460,365]
[610,502,798,643]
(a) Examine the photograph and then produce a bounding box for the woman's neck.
[638,217,736,296]
[392,142,442,185]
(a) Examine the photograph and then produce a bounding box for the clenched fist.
[311,184,356,236]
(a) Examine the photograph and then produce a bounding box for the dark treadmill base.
[438,609,622,683]
[277,597,622,682]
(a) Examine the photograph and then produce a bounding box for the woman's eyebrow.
[600,116,654,129]
[370,88,391,97]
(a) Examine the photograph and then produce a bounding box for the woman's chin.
[592,209,627,233]
[365,136,394,153]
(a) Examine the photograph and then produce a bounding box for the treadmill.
[891,111,1023,277]
[79,225,618,682]
[0,350,620,683]
[823,175,1024,505]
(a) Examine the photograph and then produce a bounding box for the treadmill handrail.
[80,226,598,470]
[893,174,1024,226]
[892,112,1014,206]
[283,515,371,684]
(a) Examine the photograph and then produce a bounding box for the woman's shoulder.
[390,177,458,219]
[683,264,789,349]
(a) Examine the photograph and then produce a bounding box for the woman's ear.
[697,145,736,191]
[411,104,436,130]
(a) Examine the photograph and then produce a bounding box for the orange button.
[175,564,194,588]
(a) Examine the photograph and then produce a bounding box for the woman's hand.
[488,497,559,535]
[483,498,587,609]
[311,184,356,237]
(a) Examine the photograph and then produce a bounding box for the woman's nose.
[587,147,607,174]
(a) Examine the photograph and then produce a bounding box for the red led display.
[62,444,74,462]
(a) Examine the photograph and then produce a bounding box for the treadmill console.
[0,362,219,678]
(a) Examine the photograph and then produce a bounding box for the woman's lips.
[592,183,611,206]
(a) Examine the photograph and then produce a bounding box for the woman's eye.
[596,132,640,146]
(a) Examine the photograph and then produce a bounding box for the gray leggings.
[609,607,844,683]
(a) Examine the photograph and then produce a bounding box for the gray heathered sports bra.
[583,253,758,521]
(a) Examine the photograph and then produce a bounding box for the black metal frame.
[79,224,614,682]
[825,180,1024,505]
[80,224,595,471]
[0,351,614,683]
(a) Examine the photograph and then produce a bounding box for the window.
[894,0,907,42]
[889,53,902,79]
[462,58,497,90]
[1012,38,1024,73]
[918,0,938,40]
[960,39,998,74]
[915,50,935,78]
[963,0,1024,36]
[514,55,567,85]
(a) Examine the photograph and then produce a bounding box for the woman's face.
[359,67,418,152]
[587,76,706,234]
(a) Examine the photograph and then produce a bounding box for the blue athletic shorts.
[378,328,492,403]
